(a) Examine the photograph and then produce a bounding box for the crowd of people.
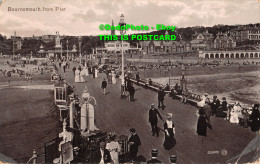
[196,94,260,137]
[51,57,260,164]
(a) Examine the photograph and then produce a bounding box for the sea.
[151,70,260,108]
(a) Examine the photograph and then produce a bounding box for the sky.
[0,0,260,37]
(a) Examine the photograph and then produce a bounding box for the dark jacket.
[147,158,162,163]
[249,108,260,132]
[136,74,140,81]
[101,80,107,89]
[149,108,162,124]
[203,104,211,120]
[128,85,135,94]
[158,90,165,100]
[129,133,141,154]
[197,114,207,136]
[94,148,112,163]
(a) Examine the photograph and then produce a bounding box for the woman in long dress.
[230,102,242,124]
[197,108,207,136]
[112,71,116,84]
[106,133,121,164]
[95,68,98,78]
[249,104,260,132]
[108,73,112,84]
[163,113,176,150]
[83,66,89,77]
[80,69,85,82]
[74,69,80,83]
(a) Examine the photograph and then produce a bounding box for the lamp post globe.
[119,14,126,98]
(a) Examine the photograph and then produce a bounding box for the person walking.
[72,66,76,75]
[147,149,162,164]
[202,101,212,129]
[149,103,163,137]
[163,113,176,150]
[249,103,260,132]
[101,79,107,95]
[136,72,140,84]
[128,83,135,101]
[196,108,208,136]
[128,128,141,162]
[158,87,165,110]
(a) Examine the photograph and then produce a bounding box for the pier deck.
[58,63,256,163]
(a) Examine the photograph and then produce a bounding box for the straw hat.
[166,113,173,119]
[170,155,177,163]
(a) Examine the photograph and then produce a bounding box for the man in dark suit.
[128,83,135,101]
[149,104,163,137]
[211,95,220,115]
[136,72,140,84]
[203,101,212,129]
[158,87,165,110]
[101,79,107,95]
[128,128,141,162]
[147,149,162,163]
[94,142,111,164]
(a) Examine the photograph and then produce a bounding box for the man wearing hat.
[128,128,141,162]
[158,87,166,110]
[211,95,220,115]
[147,149,162,163]
[170,155,177,164]
[149,103,163,137]
[94,142,112,164]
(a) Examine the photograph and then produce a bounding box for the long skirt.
[197,115,207,136]
[163,128,176,150]
[75,75,80,83]
[112,76,116,84]
[80,75,85,82]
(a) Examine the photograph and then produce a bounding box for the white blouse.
[166,120,173,128]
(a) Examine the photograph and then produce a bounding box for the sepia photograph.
[0,0,260,163]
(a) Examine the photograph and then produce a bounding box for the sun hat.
[166,113,173,119]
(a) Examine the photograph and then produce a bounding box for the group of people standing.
[196,94,260,137]
[107,71,117,85]
[73,65,99,83]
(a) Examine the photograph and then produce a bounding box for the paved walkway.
[57,62,256,163]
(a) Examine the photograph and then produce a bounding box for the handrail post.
[32,149,37,164]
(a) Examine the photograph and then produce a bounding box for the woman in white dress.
[112,71,116,84]
[74,69,80,83]
[80,69,85,82]
[95,68,98,78]
[230,102,242,124]
[84,67,89,77]
[106,133,121,164]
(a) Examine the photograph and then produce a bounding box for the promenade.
[58,62,256,163]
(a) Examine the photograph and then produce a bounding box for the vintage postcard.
[0,0,260,163]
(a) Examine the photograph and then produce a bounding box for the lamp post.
[66,39,69,61]
[119,14,126,98]
[78,36,82,65]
